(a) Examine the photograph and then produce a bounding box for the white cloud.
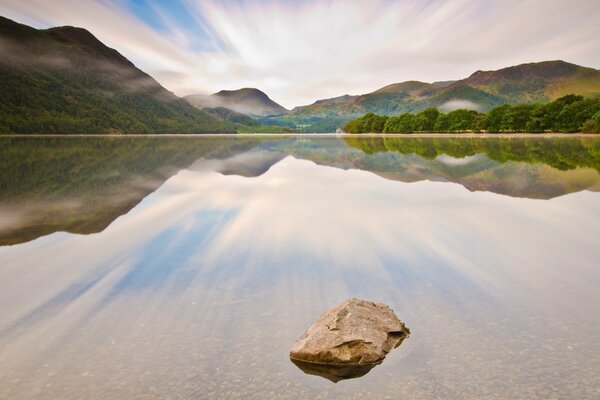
[0,0,599,108]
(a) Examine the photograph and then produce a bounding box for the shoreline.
[0,132,598,138]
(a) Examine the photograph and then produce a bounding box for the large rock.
[290,298,409,382]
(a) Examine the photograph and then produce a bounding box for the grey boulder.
[290,298,409,382]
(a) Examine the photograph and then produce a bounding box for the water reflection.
[0,136,267,245]
[290,358,382,383]
[0,136,599,399]
[1,136,599,246]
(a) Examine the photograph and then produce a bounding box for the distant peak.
[311,94,358,105]
[215,88,267,96]
[374,80,432,94]
[201,87,286,116]
[432,80,456,88]
[46,25,94,35]
[0,15,26,28]
[0,15,40,37]
[462,60,587,84]
[45,25,104,47]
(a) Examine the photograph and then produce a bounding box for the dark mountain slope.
[0,16,233,134]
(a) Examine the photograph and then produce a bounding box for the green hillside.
[277,61,600,132]
[202,106,296,133]
[0,16,234,134]
[460,61,600,102]
[343,95,600,133]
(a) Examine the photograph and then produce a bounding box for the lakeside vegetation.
[344,95,600,134]
[344,136,600,173]
[201,106,295,133]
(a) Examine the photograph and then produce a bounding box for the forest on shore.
[343,95,600,134]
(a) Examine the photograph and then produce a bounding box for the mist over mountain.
[0,16,233,134]
[185,88,287,117]
[267,60,600,132]
[2,15,599,134]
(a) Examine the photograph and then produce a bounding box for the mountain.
[279,60,600,131]
[3,16,598,134]
[458,60,600,101]
[202,106,259,126]
[185,88,287,117]
[0,16,233,134]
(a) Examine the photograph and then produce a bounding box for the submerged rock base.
[290,358,382,383]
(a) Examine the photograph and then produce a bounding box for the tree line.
[343,95,600,134]
[343,136,600,173]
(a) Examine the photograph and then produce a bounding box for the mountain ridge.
[0,16,233,134]
[185,87,287,117]
[274,60,600,131]
[2,16,600,133]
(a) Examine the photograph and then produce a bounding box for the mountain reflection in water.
[0,136,598,245]
[0,136,599,399]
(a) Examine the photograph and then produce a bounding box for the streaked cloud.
[0,0,599,108]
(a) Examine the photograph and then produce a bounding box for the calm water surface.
[0,136,599,399]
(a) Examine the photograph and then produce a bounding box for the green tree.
[414,108,440,132]
[343,112,388,133]
[501,104,538,132]
[446,109,478,132]
[582,111,600,133]
[384,113,416,133]
[556,99,600,133]
[483,104,511,132]
[371,115,389,133]
[542,94,584,131]
[472,113,487,133]
[434,113,449,132]
[525,104,546,133]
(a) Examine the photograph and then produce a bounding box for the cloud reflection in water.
[0,155,599,399]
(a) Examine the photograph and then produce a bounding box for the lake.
[0,135,599,399]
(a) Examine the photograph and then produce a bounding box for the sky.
[0,0,599,109]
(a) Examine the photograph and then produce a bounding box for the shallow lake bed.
[0,135,599,399]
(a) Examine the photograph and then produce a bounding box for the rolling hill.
[185,88,287,117]
[2,14,599,134]
[275,60,600,131]
[0,16,233,134]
